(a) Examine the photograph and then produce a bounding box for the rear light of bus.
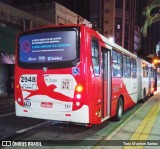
[16,84,21,95]
[15,84,23,106]
[75,84,83,93]
[16,84,20,89]
[151,87,154,92]
[75,84,83,100]
[24,110,28,112]
[76,94,81,99]
[65,114,71,117]
[73,84,84,111]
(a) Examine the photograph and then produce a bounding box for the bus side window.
[123,55,131,78]
[112,50,122,77]
[91,39,100,76]
[143,64,148,78]
[131,59,137,78]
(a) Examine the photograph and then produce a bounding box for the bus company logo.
[47,57,52,61]
[22,40,30,53]
[38,56,45,61]
[47,56,62,61]
[44,77,58,83]
[28,57,37,61]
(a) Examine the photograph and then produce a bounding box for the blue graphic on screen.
[19,31,77,63]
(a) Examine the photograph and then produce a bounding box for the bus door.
[101,48,111,120]
[148,67,151,95]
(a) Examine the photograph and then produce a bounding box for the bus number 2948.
[20,76,36,83]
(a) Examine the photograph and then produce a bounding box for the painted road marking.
[123,100,160,149]
[16,121,58,133]
[0,112,15,118]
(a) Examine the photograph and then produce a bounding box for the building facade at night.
[1,0,142,54]
[18,2,91,27]
[1,0,159,58]
[90,0,140,54]
[0,1,51,96]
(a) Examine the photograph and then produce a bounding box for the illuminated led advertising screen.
[19,30,77,63]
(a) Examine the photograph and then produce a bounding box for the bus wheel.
[114,97,123,121]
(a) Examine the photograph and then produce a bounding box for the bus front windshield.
[18,27,79,69]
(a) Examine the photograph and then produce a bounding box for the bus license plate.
[41,102,53,108]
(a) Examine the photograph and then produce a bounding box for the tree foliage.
[141,0,160,37]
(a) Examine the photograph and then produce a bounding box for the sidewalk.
[94,91,160,149]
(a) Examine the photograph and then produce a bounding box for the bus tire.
[114,97,123,121]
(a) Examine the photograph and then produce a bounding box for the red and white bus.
[137,59,156,101]
[15,25,156,125]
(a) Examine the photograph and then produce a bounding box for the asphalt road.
[0,95,144,148]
